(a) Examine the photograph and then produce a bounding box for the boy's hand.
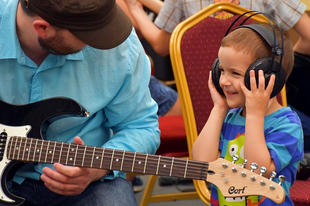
[240,70,275,116]
[208,71,229,111]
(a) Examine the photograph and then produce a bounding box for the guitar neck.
[7,136,208,180]
[138,0,163,14]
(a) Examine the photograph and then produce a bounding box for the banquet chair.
[169,2,286,204]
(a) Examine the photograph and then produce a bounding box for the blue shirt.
[0,0,160,183]
[210,107,304,206]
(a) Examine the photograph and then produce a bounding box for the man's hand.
[40,137,110,196]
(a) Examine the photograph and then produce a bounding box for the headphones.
[211,11,286,98]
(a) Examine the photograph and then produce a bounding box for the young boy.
[192,22,304,206]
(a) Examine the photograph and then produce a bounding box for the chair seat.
[290,178,310,205]
[155,115,188,157]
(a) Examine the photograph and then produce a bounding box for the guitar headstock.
[207,158,285,204]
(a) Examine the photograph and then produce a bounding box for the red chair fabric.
[155,115,188,157]
[180,16,256,133]
[290,178,310,205]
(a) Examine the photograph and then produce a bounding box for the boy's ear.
[33,19,56,38]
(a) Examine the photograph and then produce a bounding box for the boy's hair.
[221,22,294,80]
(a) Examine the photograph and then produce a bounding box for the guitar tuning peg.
[259,167,267,176]
[269,171,277,181]
[232,154,239,164]
[278,175,286,186]
[250,162,258,172]
[241,159,248,168]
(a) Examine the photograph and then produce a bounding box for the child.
[192,22,304,206]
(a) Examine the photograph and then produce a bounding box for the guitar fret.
[32,139,38,162]
[21,138,27,161]
[120,150,125,171]
[65,143,70,165]
[131,152,137,172]
[100,148,105,169]
[156,155,161,175]
[143,154,148,174]
[17,137,22,161]
[91,147,96,168]
[58,142,64,163]
[73,144,78,166]
[38,140,44,162]
[44,141,51,163]
[184,159,189,178]
[82,146,87,167]
[27,138,33,161]
[12,137,18,160]
[51,141,56,163]
[109,149,115,170]
[170,157,174,176]
[8,136,13,159]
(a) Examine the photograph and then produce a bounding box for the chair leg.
[139,175,200,206]
[139,175,158,206]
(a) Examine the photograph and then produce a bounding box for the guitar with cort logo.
[0,97,285,205]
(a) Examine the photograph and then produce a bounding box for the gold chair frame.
[170,2,287,205]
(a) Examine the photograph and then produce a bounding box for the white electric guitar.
[0,98,285,205]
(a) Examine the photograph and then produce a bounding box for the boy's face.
[218,46,254,108]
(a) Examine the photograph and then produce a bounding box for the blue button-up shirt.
[0,0,160,183]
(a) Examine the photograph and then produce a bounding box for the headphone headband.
[224,11,284,74]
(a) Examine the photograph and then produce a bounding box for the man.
[0,0,160,205]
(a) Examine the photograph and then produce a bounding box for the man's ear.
[33,19,56,38]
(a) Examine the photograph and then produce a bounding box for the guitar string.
[8,137,210,178]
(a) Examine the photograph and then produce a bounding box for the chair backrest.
[170,2,286,204]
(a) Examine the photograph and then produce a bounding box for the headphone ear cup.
[244,57,286,98]
[211,58,225,96]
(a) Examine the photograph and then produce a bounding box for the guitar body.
[0,98,86,205]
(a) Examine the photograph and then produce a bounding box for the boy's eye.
[233,71,241,75]
[219,68,224,74]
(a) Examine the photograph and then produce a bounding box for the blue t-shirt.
[210,107,304,206]
[0,0,160,183]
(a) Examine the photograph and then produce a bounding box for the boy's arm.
[192,72,229,162]
[240,70,277,177]
[293,13,310,56]
[124,0,171,56]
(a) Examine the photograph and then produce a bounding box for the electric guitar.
[0,98,285,205]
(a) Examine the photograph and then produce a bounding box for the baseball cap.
[25,0,133,49]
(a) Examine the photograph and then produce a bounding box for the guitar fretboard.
[7,136,209,180]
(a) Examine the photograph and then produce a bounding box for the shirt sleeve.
[154,0,185,33]
[248,0,307,30]
[101,31,160,154]
[265,111,304,172]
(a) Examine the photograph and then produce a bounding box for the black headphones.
[211,11,286,98]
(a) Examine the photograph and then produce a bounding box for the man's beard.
[38,32,83,55]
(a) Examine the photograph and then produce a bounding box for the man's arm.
[293,13,310,56]
[124,0,171,56]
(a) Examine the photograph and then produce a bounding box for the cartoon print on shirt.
[216,133,266,205]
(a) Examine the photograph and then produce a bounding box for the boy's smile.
[218,46,254,108]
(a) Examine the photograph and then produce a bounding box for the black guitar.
[0,98,285,205]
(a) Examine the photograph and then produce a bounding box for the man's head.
[20,0,132,50]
